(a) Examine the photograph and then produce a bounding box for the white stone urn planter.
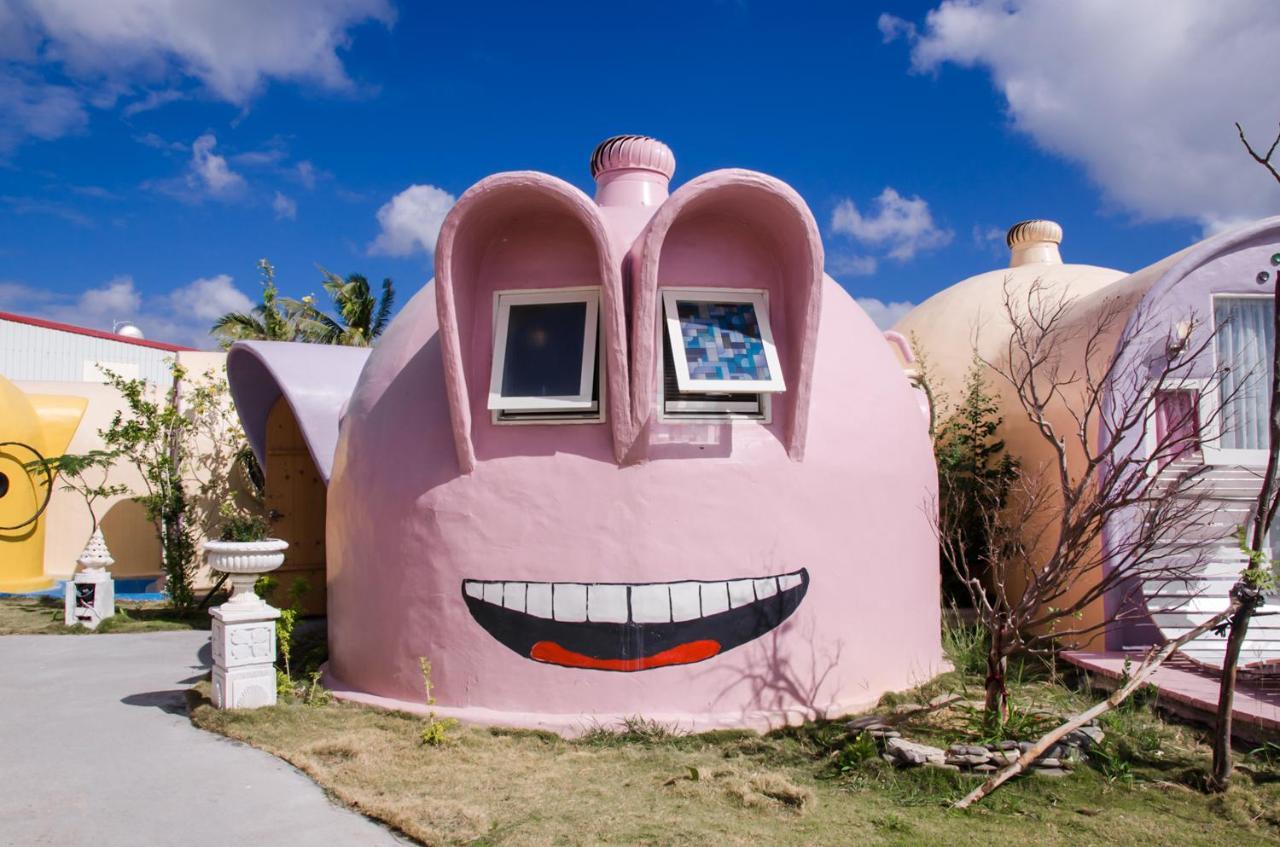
[203,538,288,610]
[204,537,289,710]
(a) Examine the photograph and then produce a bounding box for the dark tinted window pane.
[501,301,588,397]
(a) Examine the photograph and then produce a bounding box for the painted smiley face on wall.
[462,569,809,671]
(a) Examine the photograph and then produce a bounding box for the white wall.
[0,318,174,385]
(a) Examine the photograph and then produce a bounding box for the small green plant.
[1249,740,1280,765]
[833,731,878,774]
[255,576,311,690]
[941,611,989,677]
[1237,524,1279,591]
[217,501,270,542]
[303,671,332,706]
[1089,740,1134,783]
[578,715,683,746]
[959,699,1054,745]
[418,657,457,745]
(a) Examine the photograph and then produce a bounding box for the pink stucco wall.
[323,140,942,731]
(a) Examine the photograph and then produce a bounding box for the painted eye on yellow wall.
[0,442,52,532]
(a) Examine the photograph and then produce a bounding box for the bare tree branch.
[936,276,1236,721]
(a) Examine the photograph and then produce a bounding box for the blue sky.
[2,1,1278,346]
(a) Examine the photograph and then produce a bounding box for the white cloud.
[134,131,183,151]
[232,148,287,167]
[0,0,393,151]
[0,272,253,349]
[971,223,1005,256]
[856,297,917,330]
[827,253,878,277]
[187,133,245,197]
[272,191,297,220]
[120,87,185,116]
[19,0,395,101]
[295,160,317,189]
[78,276,141,316]
[1,193,94,227]
[368,184,456,257]
[882,1,1280,234]
[0,70,87,152]
[167,273,253,323]
[831,187,953,260]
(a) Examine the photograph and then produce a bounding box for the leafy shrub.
[833,732,878,774]
[922,354,1019,608]
[959,700,1055,745]
[218,512,269,542]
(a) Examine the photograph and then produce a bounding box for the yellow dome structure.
[0,374,86,592]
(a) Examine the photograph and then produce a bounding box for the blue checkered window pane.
[675,301,772,381]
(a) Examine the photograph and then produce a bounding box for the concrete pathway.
[0,630,405,846]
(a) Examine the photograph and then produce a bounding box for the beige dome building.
[897,216,1280,664]
[893,221,1128,648]
[893,220,1126,399]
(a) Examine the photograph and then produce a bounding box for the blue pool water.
[0,578,168,602]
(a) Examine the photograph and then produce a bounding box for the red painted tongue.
[530,639,721,671]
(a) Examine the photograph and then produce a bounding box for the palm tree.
[211,259,294,348]
[288,268,395,347]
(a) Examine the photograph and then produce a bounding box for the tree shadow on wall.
[708,617,848,725]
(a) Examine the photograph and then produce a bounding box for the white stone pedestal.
[65,528,117,629]
[210,600,281,709]
[64,568,114,629]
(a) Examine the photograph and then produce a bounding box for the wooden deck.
[1063,650,1280,744]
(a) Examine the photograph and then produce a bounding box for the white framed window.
[656,288,781,421]
[487,287,602,423]
[1208,294,1274,466]
[661,289,785,394]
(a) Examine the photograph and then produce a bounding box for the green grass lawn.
[0,595,210,634]
[188,660,1280,847]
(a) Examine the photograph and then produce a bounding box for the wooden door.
[264,397,327,616]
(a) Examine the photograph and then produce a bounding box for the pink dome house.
[232,136,943,731]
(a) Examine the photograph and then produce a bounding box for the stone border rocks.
[849,714,1104,778]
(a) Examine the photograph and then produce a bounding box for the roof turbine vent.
[590,135,675,208]
[1006,219,1063,267]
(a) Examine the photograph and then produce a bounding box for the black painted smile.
[462,568,808,671]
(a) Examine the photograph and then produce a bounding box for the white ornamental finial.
[77,528,115,572]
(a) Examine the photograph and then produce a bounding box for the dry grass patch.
[189,672,1280,847]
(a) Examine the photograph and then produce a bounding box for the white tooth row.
[463,571,804,624]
